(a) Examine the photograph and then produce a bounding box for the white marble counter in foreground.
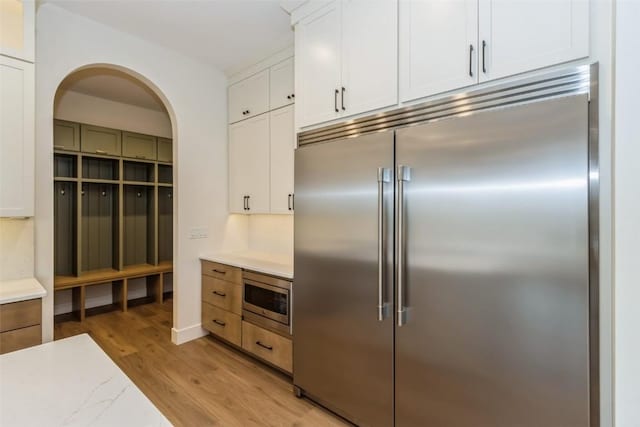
[0,277,46,304]
[0,334,170,427]
[200,251,293,279]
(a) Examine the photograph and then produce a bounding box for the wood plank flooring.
[54,300,349,427]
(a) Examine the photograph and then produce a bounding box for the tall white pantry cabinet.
[0,0,35,217]
[228,57,295,215]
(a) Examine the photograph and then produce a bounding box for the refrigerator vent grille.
[298,64,593,146]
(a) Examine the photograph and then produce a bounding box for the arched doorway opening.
[51,65,176,340]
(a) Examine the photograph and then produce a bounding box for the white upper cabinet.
[341,0,397,117]
[295,0,398,128]
[228,69,270,124]
[270,105,295,214]
[398,0,589,102]
[0,56,34,217]
[295,2,342,128]
[478,0,589,82]
[270,57,295,110]
[228,114,271,214]
[400,0,478,102]
[0,0,35,63]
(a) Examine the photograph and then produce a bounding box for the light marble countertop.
[0,334,170,427]
[200,251,293,279]
[0,277,46,304]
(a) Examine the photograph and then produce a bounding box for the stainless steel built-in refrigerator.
[293,65,599,427]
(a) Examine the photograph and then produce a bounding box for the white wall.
[613,1,640,425]
[0,218,34,280]
[247,215,293,257]
[36,4,247,344]
[54,90,172,138]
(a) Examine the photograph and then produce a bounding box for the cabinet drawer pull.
[213,319,226,327]
[469,44,474,77]
[212,290,227,297]
[135,155,147,159]
[95,149,107,154]
[212,269,226,275]
[256,341,273,351]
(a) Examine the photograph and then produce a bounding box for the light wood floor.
[54,299,349,427]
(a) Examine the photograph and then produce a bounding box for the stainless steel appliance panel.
[395,95,589,427]
[294,131,394,427]
[395,94,591,427]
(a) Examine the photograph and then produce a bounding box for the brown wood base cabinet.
[0,299,42,354]
[201,260,292,374]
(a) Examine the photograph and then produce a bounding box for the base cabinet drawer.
[0,324,41,354]
[201,260,242,284]
[242,321,292,373]
[202,303,241,347]
[0,299,41,333]
[202,276,241,315]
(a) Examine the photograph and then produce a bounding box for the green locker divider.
[123,185,156,267]
[81,183,119,272]
[158,187,173,263]
[54,181,77,276]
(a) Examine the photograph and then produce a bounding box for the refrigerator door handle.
[377,167,391,321]
[397,165,411,326]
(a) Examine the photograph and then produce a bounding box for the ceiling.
[56,67,168,111]
[42,0,294,75]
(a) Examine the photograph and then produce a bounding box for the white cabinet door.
[228,114,271,214]
[228,121,250,213]
[341,0,397,116]
[270,57,295,110]
[0,56,34,217]
[228,69,270,124]
[295,1,342,128]
[269,106,295,214]
[0,0,35,63]
[478,0,589,82]
[400,0,478,102]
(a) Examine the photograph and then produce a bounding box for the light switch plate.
[189,227,208,239]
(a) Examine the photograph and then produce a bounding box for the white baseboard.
[171,324,208,345]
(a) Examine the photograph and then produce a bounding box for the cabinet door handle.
[288,194,292,211]
[341,87,346,111]
[246,195,250,211]
[213,319,226,327]
[291,93,295,99]
[243,195,248,210]
[256,341,273,351]
[212,290,227,297]
[469,44,474,77]
[287,95,291,100]
[334,89,339,112]
[212,269,226,275]
[482,40,487,74]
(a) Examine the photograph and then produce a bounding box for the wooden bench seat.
[54,262,173,321]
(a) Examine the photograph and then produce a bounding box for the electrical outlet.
[189,227,208,239]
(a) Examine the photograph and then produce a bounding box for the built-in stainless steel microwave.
[242,271,292,336]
